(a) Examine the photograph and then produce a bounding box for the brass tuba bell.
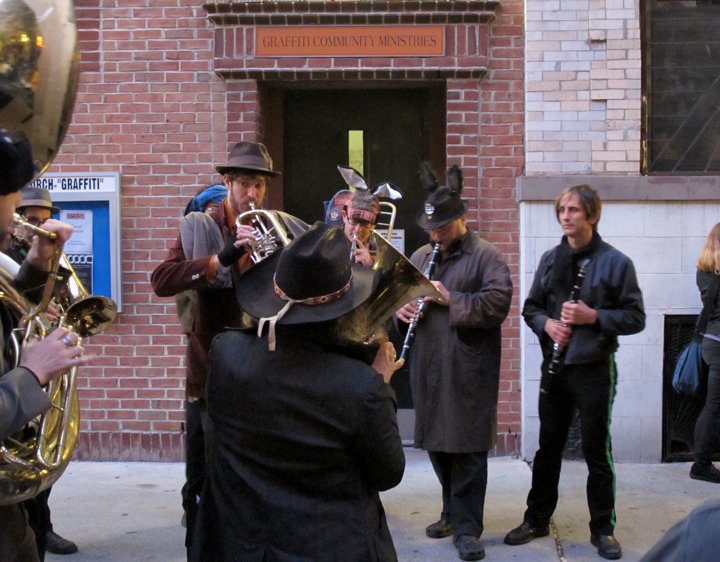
[334,233,442,344]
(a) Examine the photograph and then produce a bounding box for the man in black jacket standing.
[504,184,645,560]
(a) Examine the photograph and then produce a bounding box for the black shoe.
[504,520,550,545]
[453,535,485,561]
[425,518,453,538]
[45,531,78,555]
[591,533,622,560]
[689,463,720,483]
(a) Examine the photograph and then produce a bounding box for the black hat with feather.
[415,162,468,229]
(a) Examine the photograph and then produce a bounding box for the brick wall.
[49,0,524,461]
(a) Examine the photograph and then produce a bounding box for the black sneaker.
[425,518,453,538]
[591,533,622,560]
[453,535,485,561]
[689,463,720,483]
[45,531,78,555]
[504,520,550,545]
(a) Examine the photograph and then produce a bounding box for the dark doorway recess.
[281,85,445,258]
[264,83,446,418]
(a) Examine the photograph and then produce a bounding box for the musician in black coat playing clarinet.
[505,184,645,561]
[395,164,513,562]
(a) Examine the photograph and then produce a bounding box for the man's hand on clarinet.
[395,299,419,324]
[544,318,572,347]
[560,300,598,326]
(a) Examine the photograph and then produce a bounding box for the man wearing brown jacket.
[151,141,306,546]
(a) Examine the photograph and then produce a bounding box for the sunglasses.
[348,218,375,227]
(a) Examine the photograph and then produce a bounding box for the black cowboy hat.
[17,186,60,214]
[235,222,375,328]
[216,141,280,177]
[415,163,468,230]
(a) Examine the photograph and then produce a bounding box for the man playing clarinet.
[504,184,645,560]
[395,163,512,561]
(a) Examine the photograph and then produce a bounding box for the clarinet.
[399,242,441,362]
[547,258,591,376]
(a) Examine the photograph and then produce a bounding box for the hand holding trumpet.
[14,215,74,272]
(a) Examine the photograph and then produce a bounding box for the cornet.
[236,203,293,264]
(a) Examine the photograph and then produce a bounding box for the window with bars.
[643,0,720,174]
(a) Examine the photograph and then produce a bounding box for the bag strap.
[695,274,720,338]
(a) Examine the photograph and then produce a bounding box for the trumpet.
[349,232,358,262]
[12,213,58,240]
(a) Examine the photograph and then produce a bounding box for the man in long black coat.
[396,165,513,562]
[190,222,407,562]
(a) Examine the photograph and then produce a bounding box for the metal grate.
[662,314,720,462]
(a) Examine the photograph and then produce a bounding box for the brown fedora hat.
[215,141,280,177]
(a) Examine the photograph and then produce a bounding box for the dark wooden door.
[283,87,445,428]
[283,88,443,257]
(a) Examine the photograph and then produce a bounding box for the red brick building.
[55,0,524,461]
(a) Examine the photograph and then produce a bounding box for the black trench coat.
[408,230,513,453]
[190,329,405,562]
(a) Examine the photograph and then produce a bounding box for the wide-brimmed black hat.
[415,163,468,229]
[235,222,375,349]
[17,186,60,214]
[215,141,280,177]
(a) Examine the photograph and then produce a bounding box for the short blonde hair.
[697,223,720,272]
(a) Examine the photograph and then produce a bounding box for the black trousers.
[0,504,40,562]
[697,338,720,465]
[428,450,488,539]
[24,488,51,561]
[525,357,618,536]
[183,398,208,549]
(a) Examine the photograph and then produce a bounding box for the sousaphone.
[0,0,117,504]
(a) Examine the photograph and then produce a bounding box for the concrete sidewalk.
[44,448,717,561]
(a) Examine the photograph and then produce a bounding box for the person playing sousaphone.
[190,222,406,561]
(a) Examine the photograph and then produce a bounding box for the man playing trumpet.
[151,141,306,547]
[341,190,380,268]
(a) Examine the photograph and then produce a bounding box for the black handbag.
[672,275,720,397]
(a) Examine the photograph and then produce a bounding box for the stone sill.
[517,175,720,202]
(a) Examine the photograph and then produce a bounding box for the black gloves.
[217,236,246,267]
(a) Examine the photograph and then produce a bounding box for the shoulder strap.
[696,274,720,336]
